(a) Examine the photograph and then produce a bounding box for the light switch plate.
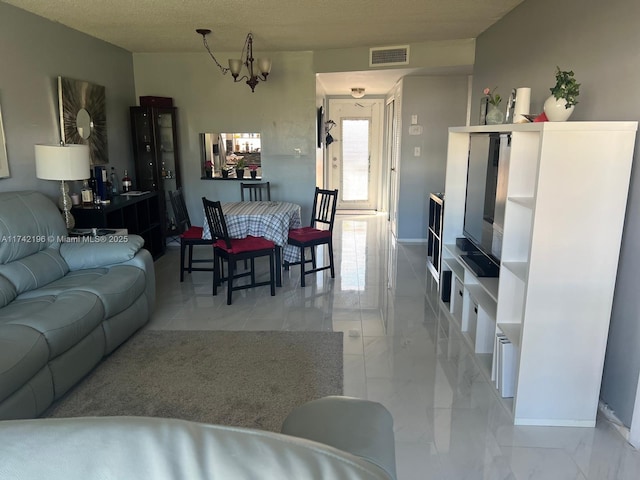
[408,125,423,135]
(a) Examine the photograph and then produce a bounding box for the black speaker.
[440,270,452,303]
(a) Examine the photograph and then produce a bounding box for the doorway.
[385,96,399,236]
[327,99,383,211]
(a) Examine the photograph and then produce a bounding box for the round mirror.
[76,108,92,139]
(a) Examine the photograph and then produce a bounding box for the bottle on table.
[110,167,120,196]
[89,170,99,204]
[81,180,93,205]
[122,169,132,193]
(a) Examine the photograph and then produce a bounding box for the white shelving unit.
[440,122,637,427]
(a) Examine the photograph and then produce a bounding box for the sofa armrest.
[281,396,397,480]
[60,234,144,270]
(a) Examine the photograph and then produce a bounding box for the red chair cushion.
[288,227,332,243]
[215,236,275,254]
[181,226,204,239]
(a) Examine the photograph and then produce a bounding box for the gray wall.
[0,2,135,199]
[474,0,640,426]
[133,51,317,222]
[397,75,469,240]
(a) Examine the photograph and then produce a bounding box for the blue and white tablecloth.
[202,201,302,263]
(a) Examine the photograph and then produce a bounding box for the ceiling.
[3,0,524,95]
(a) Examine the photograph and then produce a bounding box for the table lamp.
[35,144,90,229]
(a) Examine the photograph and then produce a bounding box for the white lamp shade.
[228,59,243,76]
[257,58,272,75]
[35,144,90,181]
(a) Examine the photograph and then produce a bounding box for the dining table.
[202,201,302,287]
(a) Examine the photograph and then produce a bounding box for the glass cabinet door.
[130,109,157,191]
[130,106,182,240]
[156,111,179,232]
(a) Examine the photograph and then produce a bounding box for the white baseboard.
[598,400,636,448]
[397,238,428,244]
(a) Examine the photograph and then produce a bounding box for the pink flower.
[483,87,502,106]
[204,160,213,169]
[248,164,259,171]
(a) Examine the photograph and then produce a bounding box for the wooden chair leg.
[227,259,234,305]
[213,253,220,296]
[269,252,276,296]
[275,246,283,287]
[188,244,194,273]
[328,242,335,278]
[180,240,186,282]
[299,246,306,287]
[311,246,317,269]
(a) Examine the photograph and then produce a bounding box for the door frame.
[385,92,400,236]
[325,98,384,211]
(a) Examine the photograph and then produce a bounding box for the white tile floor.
[149,214,640,479]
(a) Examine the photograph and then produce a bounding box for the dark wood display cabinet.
[71,192,164,259]
[130,106,182,241]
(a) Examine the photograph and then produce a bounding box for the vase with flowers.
[544,67,580,121]
[483,87,504,125]
[248,164,259,179]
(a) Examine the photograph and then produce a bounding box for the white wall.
[474,0,640,429]
[133,51,317,222]
[0,2,135,198]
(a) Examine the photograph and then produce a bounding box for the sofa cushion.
[17,266,146,318]
[0,191,67,265]
[60,235,144,270]
[0,366,53,420]
[0,324,49,403]
[0,291,104,359]
[0,274,16,308]
[0,248,69,295]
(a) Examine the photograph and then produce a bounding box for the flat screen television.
[460,133,510,277]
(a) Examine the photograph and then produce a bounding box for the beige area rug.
[43,330,343,432]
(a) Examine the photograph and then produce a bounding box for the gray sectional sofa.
[0,396,397,479]
[0,190,155,419]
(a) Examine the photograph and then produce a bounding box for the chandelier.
[196,29,271,93]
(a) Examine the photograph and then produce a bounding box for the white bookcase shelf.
[508,196,534,209]
[440,121,637,427]
[497,323,522,348]
[501,262,528,282]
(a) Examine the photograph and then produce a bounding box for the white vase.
[543,95,575,122]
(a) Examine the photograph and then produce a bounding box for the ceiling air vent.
[369,45,410,67]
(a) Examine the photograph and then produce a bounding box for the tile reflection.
[339,219,367,291]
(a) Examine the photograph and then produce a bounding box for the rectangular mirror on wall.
[200,133,261,179]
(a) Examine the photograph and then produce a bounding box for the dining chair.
[286,187,338,287]
[240,182,271,201]
[169,189,214,282]
[202,197,276,305]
